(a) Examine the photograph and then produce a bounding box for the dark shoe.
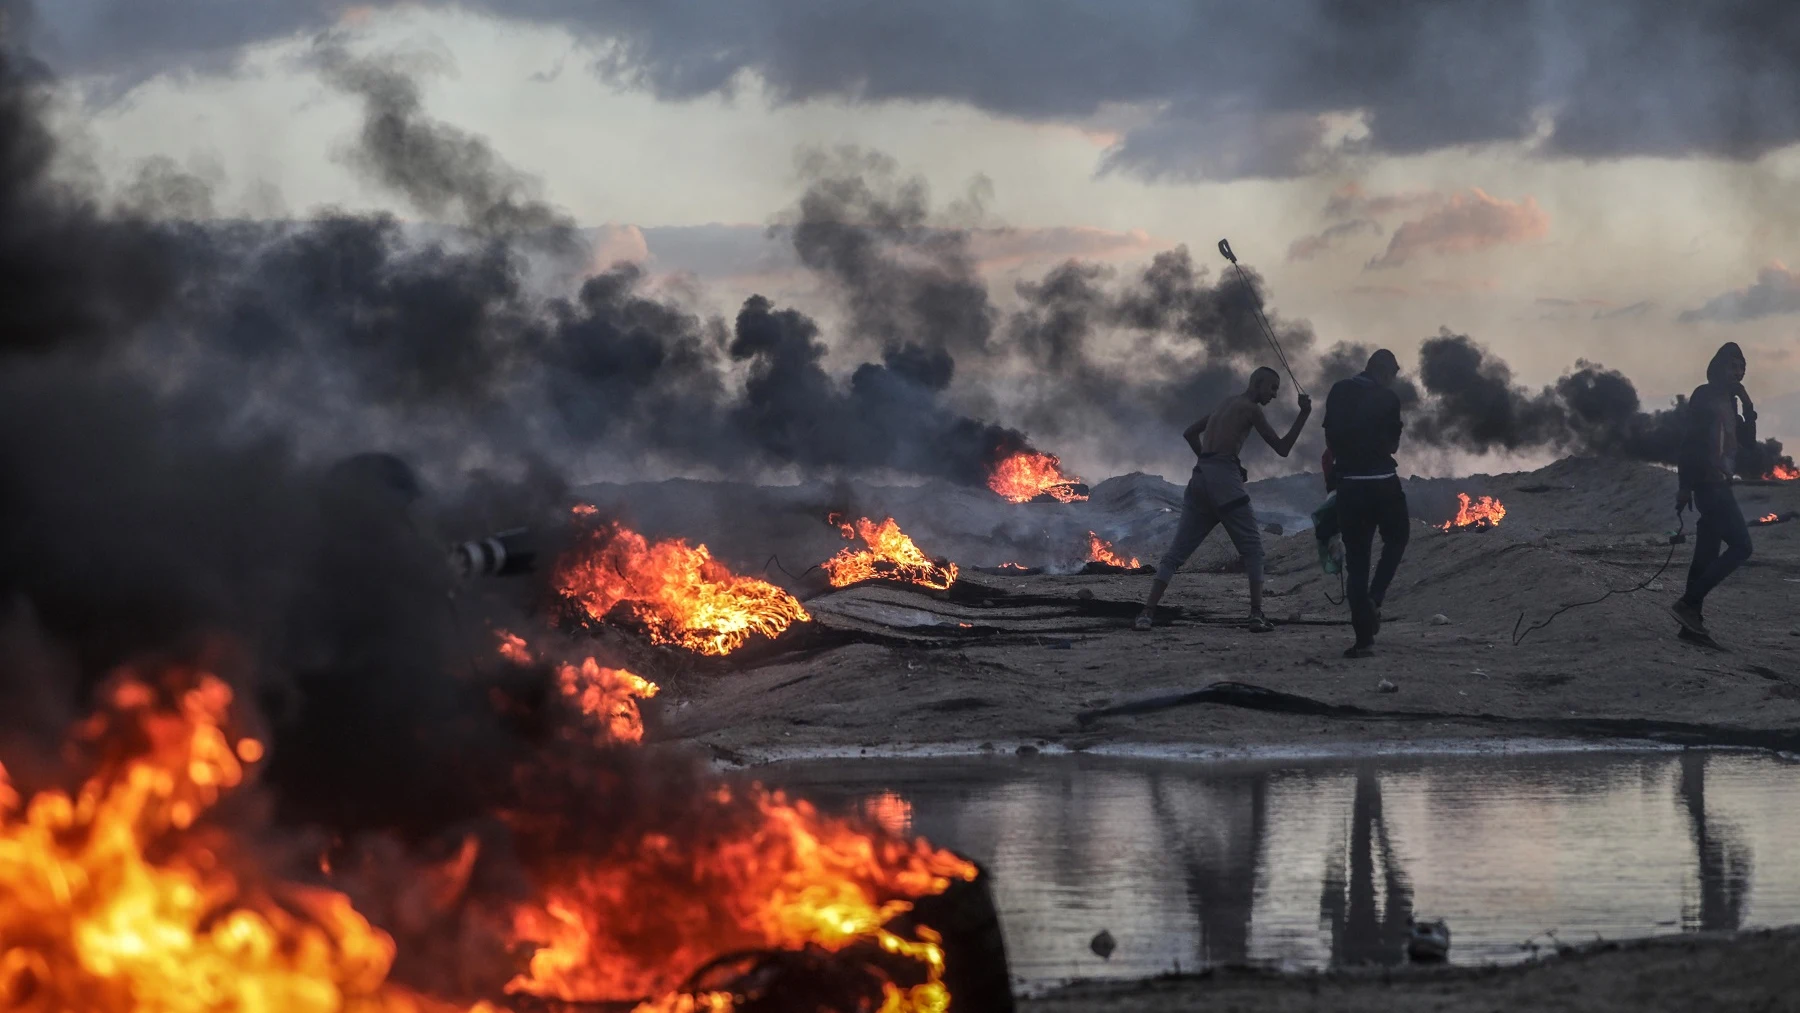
[1669,599,1706,635]
[1246,612,1274,633]
[1133,612,1154,632]
[1344,642,1375,658]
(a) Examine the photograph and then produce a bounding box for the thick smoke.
[1000,246,1318,470]
[1408,329,1791,475]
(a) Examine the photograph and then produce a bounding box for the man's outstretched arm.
[1254,395,1313,457]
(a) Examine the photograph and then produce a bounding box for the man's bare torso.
[1199,392,1264,458]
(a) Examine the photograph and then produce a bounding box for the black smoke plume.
[1409,329,1792,476]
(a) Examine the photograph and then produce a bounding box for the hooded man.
[1670,343,1755,638]
[1323,349,1407,658]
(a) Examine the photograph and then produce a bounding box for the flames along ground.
[0,640,976,1013]
[1086,533,1141,569]
[986,451,1087,505]
[554,506,812,657]
[824,516,960,591]
[1440,492,1507,532]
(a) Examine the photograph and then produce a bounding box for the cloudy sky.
[28,0,1800,472]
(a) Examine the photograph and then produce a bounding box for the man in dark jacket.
[1670,343,1755,637]
[1323,350,1407,658]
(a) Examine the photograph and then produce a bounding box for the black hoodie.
[1678,343,1753,489]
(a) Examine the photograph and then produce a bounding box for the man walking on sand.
[1324,350,1408,658]
[1670,342,1756,640]
[1134,367,1311,633]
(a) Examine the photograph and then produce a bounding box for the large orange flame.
[1766,463,1800,481]
[506,785,975,1011]
[0,668,496,1013]
[1440,492,1506,531]
[822,517,959,590]
[987,451,1087,504]
[555,514,811,656]
[1086,532,1141,568]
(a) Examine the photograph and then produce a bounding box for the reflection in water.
[1318,768,1414,966]
[1679,752,1751,932]
[771,750,1800,992]
[1147,769,1265,965]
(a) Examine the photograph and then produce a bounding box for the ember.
[1440,492,1507,532]
[823,516,959,590]
[1766,463,1799,481]
[1754,512,1786,526]
[1086,532,1141,569]
[0,668,493,1013]
[554,513,811,656]
[987,450,1087,504]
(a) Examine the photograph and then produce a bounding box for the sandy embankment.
[589,457,1800,1011]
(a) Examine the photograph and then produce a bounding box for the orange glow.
[1440,492,1507,531]
[557,658,660,745]
[0,667,492,1013]
[1759,513,1781,524]
[1086,532,1141,568]
[505,785,975,1011]
[495,630,533,665]
[555,515,811,656]
[1766,463,1800,481]
[862,793,914,836]
[823,516,958,590]
[987,450,1087,504]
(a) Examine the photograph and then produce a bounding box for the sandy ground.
[606,458,1800,1011]
[641,459,1800,765]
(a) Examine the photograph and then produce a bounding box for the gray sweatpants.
[1155,455,1264,585]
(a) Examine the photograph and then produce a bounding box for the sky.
[24,0,1800,479]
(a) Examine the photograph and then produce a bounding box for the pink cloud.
[1365,188,1550,270]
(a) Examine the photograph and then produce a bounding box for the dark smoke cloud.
[1405,330,1792,475]
[996,246,1323,473]
[728,294,1029,485]
[33,1,1800,181]
[0,26,595,838]
[784,148,995,359]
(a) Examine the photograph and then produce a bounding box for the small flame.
[987,450,1087,504]
[1759,512,1781,524]
[1087,532,1141,568]
[496,630,533,665]
[1766,463,1800,481]
[822,517,959,590]
[1440,492,1507,531]
[555,514,811,656]
[557,658,660,745]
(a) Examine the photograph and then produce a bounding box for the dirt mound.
[611,456,1800,766]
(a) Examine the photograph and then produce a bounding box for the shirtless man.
[1134,366,1312,632]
